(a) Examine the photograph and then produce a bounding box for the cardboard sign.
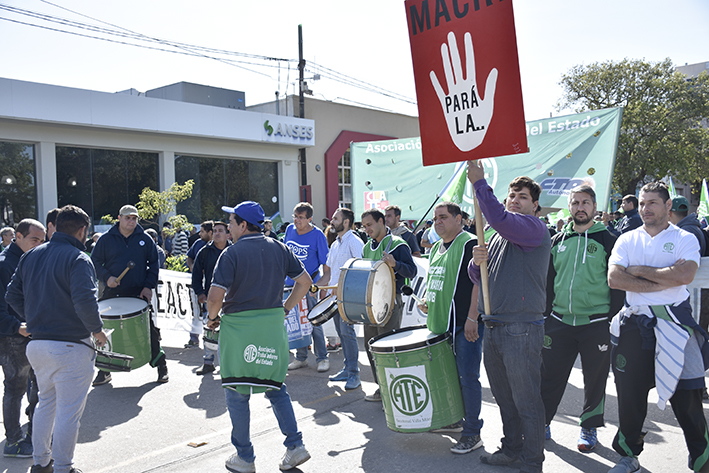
[405,0,527,166]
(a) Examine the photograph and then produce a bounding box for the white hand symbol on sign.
[430,31,498,152]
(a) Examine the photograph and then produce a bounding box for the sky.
[0,0,707,124]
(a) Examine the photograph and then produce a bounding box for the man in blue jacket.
[91,205,167,385]
[0,219,46,459]
[6,205,108,473]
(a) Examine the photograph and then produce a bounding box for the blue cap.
[222,201,265,229]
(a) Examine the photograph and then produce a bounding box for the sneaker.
[577,427,598,452]
[703,388,709,401]
[365,389,382,402]
[479,448,518,466]
[317,359,330,372]
[69,469,83,473]
[326,342,341,352]
[450,435,484,454]
[184,339,199,348]
[3,437,33,458]
[157,366,169,383]
[545,424,551,440]
[430,420,464,433]
[196,364,215,375]
[288,359,308,370]
[225,453,255,473]
[92,371,112,386]
[30,460,53,473]
[279,444,310,470]
[608,456,640,473]
[329,368,348,382]
[345,373,361,390]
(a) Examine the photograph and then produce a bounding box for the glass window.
[175,155,279,223]
[0,141,37,226]
[56,147,158,226]
[338,149,352,209]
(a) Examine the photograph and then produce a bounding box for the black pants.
[541,316,610,428]
[612,316,709,470]
[364,294,403,384]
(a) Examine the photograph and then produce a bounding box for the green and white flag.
[351,108,623,220]
[698,179,709,218]
[668,177,678,198]
[439,162,466,204]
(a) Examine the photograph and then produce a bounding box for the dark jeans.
[364,294,403,384]
[0,336,38,442]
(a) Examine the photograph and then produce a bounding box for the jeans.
[26,340,95,473]
[334,316,359,375]
[0,336,37,443]
[295,293,327,363]
[454,325,484,437]
[483,322,545,472]
[224,384,303,462]
[364,295,403,383]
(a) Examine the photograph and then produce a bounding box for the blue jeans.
[26,340,95,473]
[454,325,484,437]
[483,322,545,473]
[334,316,359,375]
[224,384,303,462]
[0,336,37,443]
[296,293,327,363]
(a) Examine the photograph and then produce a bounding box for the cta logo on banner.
[385,365,433,429]
[405,0,527,166]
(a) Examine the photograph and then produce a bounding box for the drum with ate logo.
[98,297,151,371]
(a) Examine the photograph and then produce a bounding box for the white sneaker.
[279,444,310,470]
[608,456,640,473]
[287,359,308,370]
[225,453,255,473]
[317,359,330,372]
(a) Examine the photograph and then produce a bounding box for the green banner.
[351,107,623,220]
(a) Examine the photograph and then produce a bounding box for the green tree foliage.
[558,58,709,196]
[137,180,195,235]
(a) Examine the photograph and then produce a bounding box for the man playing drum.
[318,208,364,390]
[6,205,108,473]
[206,201,312,473]
[418,201,485,455]
[468,161,550,473]
[192,220,231,375]
[91,204,168,385]
[360,208,417,401]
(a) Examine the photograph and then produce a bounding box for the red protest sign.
[405,0,528,166]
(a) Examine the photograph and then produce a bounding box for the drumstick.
[99,306,112,315]
[309,284,338,293]
[402,285,426,306]
[115,261,135,283]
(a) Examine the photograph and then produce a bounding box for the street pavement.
[1,327,703,473]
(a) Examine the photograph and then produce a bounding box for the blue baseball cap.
[222,201,265,229]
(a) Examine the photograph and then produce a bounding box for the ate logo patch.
[543,335,552,349]
[615,354,627,372]
[663,242,675,253]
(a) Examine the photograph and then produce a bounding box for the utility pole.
[298,24,307,188]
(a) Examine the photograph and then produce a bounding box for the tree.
[558,58,709,197]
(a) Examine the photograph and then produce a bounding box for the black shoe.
[196,364,215,375]
[92,371,112,386]
[30,459,53,473]
[157,366,169,383]
[184,339,199,348]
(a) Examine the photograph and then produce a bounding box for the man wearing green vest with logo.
[419,202,484,455]
[360,208,417,402]
[206,201,312,473]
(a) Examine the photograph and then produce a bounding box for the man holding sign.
[468,161,550,473]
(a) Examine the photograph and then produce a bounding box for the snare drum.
[95,351,134,372]
[307,295,339,327]
[337,258,395,326]
[203,328,219,351]
[98,298,152,371]
[369,325,464,433]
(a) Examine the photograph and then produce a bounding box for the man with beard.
[607,182,709,473]
[317,208,364,390]
[541,185,623,452]
[384,205,421,257]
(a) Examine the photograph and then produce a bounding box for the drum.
[307,295,339,327]
[98,298,152,371]
[95,351,134,372]
[369,325,464,433]
[337,258,395,325]
[203,328,219,351]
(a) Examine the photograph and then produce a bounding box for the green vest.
[426,231,472,334]
[363,234,407,260]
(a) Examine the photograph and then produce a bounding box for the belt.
[484,321,505,329]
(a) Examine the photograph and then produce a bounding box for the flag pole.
[470,161,492,316]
